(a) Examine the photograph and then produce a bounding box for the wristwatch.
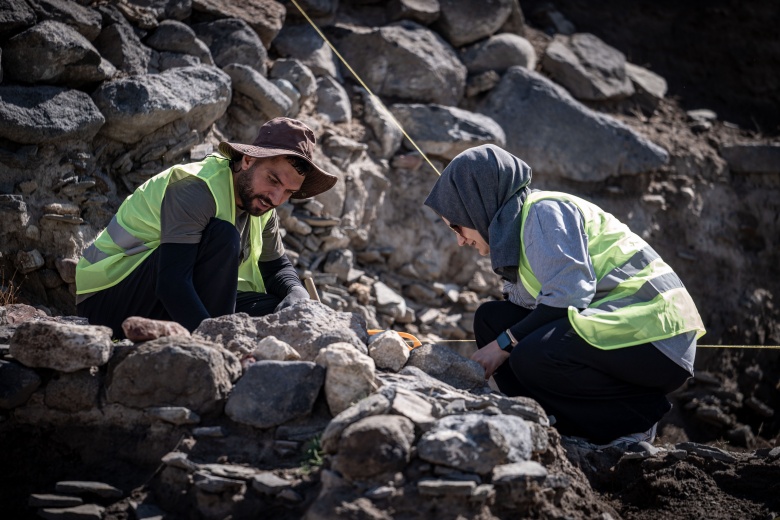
[496,329,518,353]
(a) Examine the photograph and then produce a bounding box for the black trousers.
[77,219,281,339]
[474,300,692,444]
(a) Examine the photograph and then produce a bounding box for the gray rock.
[223,63,292,119]
[28,494,84,508]
[55,481,122,498]
[252,472,291,495]
[127,0,192,21]
[0,359,41,409]
[3,21,114,87]
[316,75,352,124]
[144,20,213,65]
[270,59,317,100]
[27,0,103,41]
[676,442,738,463]
[368,330,410,372]
[336,21,466,105]
[543,33,634,101]
[373,281,407,319]
[194,312,258,357]
[10,321,113,373]
[478,66,669,181]
[272,78,301,116]
[253,300,369,361]
[39,504,105,520]
[387,0,440,24]
[14,249,44,274]
[407,343,486,390]
[721,143,780,174]
[390,103,505,160]
[332,414,415,481]
[192,0,285,47]
[315,342,377,416]
[361,89,403,159]
[461,33,536,73]
[0,0,35,40]
[94,22,153,76]
[106,335,239,416]
[249,336,301,362]
[225,361,324,428]
[625,62,667,113]
[434,0,514,47]
[418,478,476,496]
[146,406,201,425]
[193,18,267,75]
[389,387,436,430]
[492,460,548,482]
[323,249,354,282]
[272,23,340,79]
[193,471,245,493]
[417,413,533,474]
[44,368,101,412]
[321,392,392,454]
[92,65,231,144]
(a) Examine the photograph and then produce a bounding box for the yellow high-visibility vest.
[519,191,706,349]
[76,154,272,296]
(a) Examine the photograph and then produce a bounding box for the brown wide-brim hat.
[219,117,337,199]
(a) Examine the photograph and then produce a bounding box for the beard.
[235,169,274,217]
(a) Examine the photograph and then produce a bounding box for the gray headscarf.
[423,144,532,280]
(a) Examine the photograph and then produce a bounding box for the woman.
[424,144,706,447]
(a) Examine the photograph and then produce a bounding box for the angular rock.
[14,249,44,274]
[122,316,191,342]
[625,62,667,113]
[406,343,486,390]
[316,75,352,124]
[55,481,122,498]
[418,479,476,496]
[94,22,153,76]
[44,368,101,412]
[373,281,407,320]
[721,143,780,174]
[542,33,634,101]
[0,359,41,409]
[478,66,668,181]
[368,330,410,372]
[270,59,317,100]
[194,312,258,357]
[434,0,514,47]
[28,494,84,508]
[27,0,103,41]
[0,0,35,40]
[323,249,354,282]
[10,321,113,373]
[146,406,201,425]
[0,85,105,145]
[315,342,377,416]
[336,21,466,105]
[390,103,505,160]
[388,386,436,430]
[460,33,536,73]
[321,392,392,454]
[492,460,548,482]
[387,0,440,25]
[39,503,105,520]
[192,0,284,47]
[223,63,291,119]
[249,335,300,361]
[252,472,291,495]
[193,18,268,74]
[106,335,240,415]
[3,21,116,87]
[361,89,403,159]
[272,23,340,79]
[272,78,301,116]
[144,20,213,65]
[92,65,231,144]
[252,301,368,361]
[417,413,533,474]
[332,415,415,481]
[225,361,324,428]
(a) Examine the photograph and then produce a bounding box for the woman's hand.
[470,340,510,379]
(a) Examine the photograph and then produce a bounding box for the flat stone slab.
[54,481,122,499]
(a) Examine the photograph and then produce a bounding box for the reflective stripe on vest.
[76,154,271,295]
[519,191,706,349]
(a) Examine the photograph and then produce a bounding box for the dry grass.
[0,268,21,306]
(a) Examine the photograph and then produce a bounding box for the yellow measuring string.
[289,0,441,176]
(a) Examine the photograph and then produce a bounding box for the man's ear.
[241,155,257,170]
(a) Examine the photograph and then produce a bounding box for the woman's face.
[442,217,490,256]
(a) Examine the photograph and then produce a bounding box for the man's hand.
[470,340,510,379]
[274,285,311,312]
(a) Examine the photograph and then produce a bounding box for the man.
[76,117,337,338]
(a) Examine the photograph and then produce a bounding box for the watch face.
[497,332,510,350]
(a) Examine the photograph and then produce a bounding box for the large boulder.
[193,18,268,74]
[390,103,505,160]
[94,22,153,76]
[27,0,103,41]
[542,33,634,101]
[92,65,231,143]
[0,0,36,40]
[191,0,285,47]
[10,321,113,373]
[0,86,105,144]
[478,66,669,181]
[336,21,466,106]
[106,335,240,416]
[272,23,339,79]
[3,20,114,86]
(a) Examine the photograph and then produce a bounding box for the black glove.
[274,285,311,312]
